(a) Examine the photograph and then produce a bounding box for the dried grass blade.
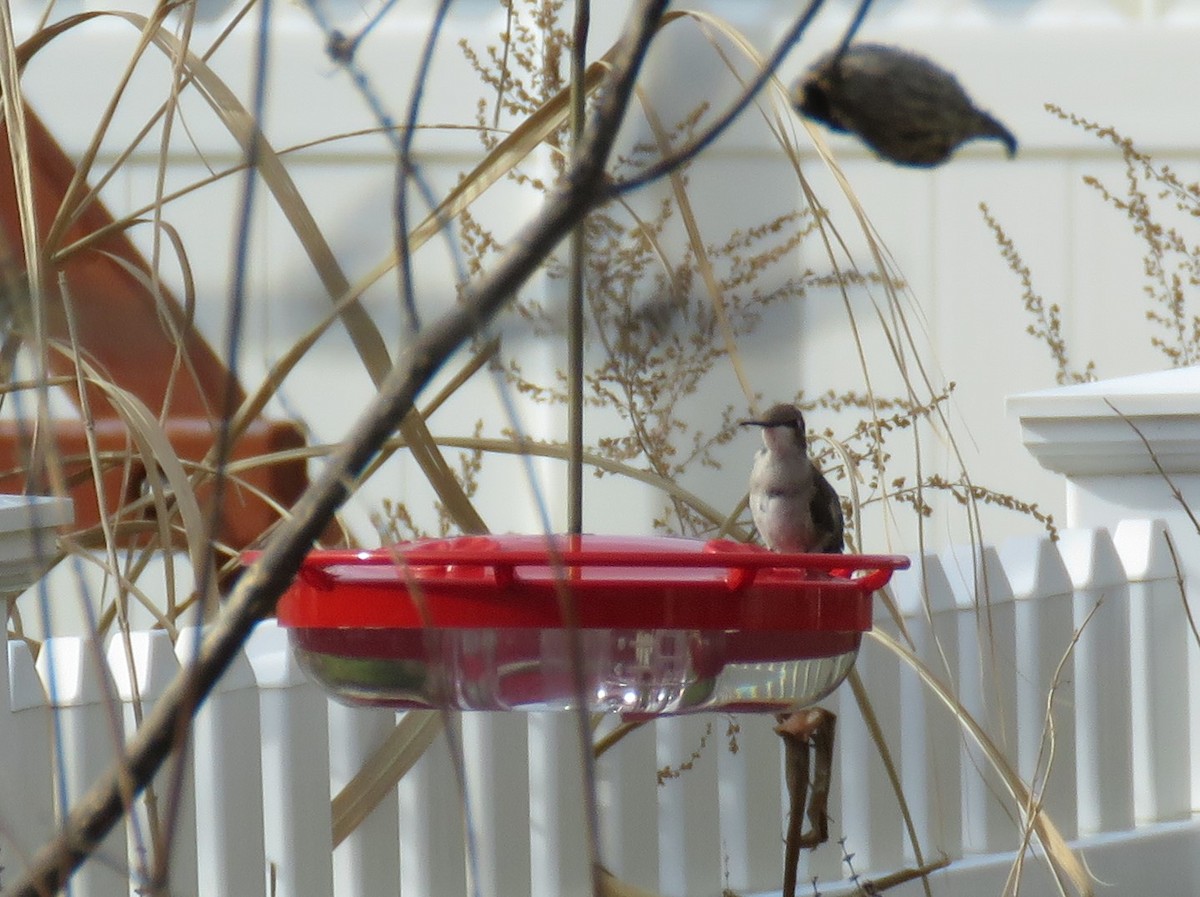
[42,9,173,253]
[330,711,443,846]
[59,271,180,627]
[122,13,392,375]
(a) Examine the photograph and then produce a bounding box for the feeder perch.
[269,534,908,716]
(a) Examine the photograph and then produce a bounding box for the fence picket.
[176,627,267,897]
[245,620,336,897]
[1057,528,1136,835]
[37,634,130,897]
[3,638,53,885]
[107,629,199,897]
[802,686,846,886]
[998,533,1079,841]
[716,713,783,894]
[327,702,402,897]
[595,715,661,891]
[889,552,964,864]
[941,543,1019,854]
[1113,519,1192,822]
[654,715,723,896]
[839,632,905,874]
[527,712,593,897]
[398,716,468,897]
[462,711,532,897]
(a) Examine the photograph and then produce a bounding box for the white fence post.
[176,626,267,897]
[888,553,963,864]
[36,634,130,897]
[941,543,1018,854]
[1113,519,1192,823]
[998,533,1078,842]
[245,620,335,897]
[327,702,402,897]
[107,629,198,897]
[3,638,53,886]
[1056,528,1135,836]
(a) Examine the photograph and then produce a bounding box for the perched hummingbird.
[741,403,844,554]
[791,43,1017,168]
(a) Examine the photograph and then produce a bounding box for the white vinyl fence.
[1,517,1195,897]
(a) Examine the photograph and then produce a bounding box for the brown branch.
[7,3,671,894]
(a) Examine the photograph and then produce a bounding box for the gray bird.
[791,43,1017,168]
[741,403,844,554]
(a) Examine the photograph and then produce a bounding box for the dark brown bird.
[791,43,1017,168]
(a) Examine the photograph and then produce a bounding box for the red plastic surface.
[266,535,909,632]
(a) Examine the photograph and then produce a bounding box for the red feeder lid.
[263,535,909,633]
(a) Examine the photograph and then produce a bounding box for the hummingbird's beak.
[738,418,766,428]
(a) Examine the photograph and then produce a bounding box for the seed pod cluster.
[792,43,1017,168]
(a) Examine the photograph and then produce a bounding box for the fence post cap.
[1009,368,1200,477]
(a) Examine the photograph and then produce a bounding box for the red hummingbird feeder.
[270,534,908,715]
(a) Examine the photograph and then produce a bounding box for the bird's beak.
[738,418,766,428]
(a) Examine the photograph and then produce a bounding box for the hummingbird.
[791,43,1017,168]
[741,403,844,554]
